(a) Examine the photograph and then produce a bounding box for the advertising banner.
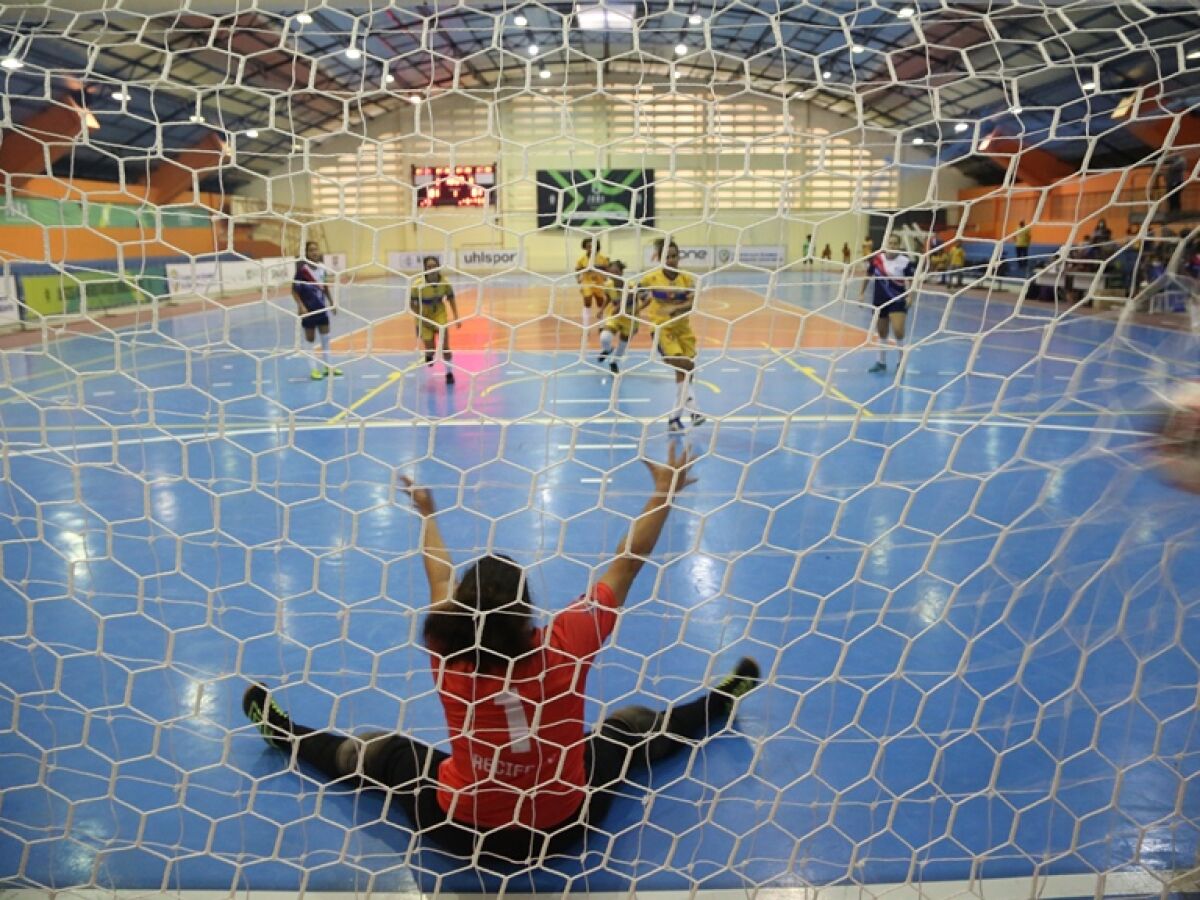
[388,250,457,272]
[457,247,524,270]
[536,169,655,229]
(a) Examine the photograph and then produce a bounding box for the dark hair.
[423,554,535,670]
[423,255,440,268]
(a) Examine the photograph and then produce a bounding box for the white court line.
[558,443,638,450]
[358,374,382,380]
[580,477,605,484]
[92,391,114,397]
[0,869,1185,900]
[212,382,233,388]
[1,413,1157,460]
[720,367,740,373]
[554,397,650,404]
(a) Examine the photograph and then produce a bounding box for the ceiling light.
[539,67,551,79]
[408,95,422,105]
[912,136,924,145]
[897,6,915,17]
[1,57,23,70]
[822,70,833,78]
[954,121,969,132]
[852,45,865,54]
[689,13,703,24]
[1082,80,1095,91]
[527,43,539,56]
[1188,49,1200,60]
[112,90,129,101]
[384,73,395,83]
[675,43,688,56]
[514,13,528,26]
[345,46,362,60]
[245,129,259,138]
[189,114,205,124]
[1011,105,1023,114]
[296,12,313,24]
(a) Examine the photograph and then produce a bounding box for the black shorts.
[302,307,331,331]
[362,724,650,863]
[872,296,907,315]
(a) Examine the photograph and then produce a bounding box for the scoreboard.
[413,164,497,208]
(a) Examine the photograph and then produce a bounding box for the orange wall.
[0,226,220,265]
[956,165,1162,245]
[0,176,222,265]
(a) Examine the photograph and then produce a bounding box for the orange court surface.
[335,281,869,355]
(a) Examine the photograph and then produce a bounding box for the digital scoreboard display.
[413,164,497,208]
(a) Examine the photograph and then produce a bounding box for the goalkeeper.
[243,443,759,862]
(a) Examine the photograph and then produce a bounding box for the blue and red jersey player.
[865,235,916,374]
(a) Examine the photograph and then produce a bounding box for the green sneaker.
[243,683,294,750]
[328,367,343,377]
[712,657,761,713]
[311,368,327,380]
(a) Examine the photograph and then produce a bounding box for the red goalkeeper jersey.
[432,582,619,830]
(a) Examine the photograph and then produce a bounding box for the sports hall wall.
[0,176,222,323]
[237,90,974,277]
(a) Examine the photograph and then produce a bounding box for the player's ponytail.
[424,554,534,671]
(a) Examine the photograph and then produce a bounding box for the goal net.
[1,2,1198,897]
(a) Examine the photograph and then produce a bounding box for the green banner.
[0,196,210,229]
[21,268,166,316]
[536,169,655,228]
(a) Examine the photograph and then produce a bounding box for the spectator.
[841,242,852,265]
[820,243,832,262]
[1091,218,1112,245]
[948,243,967,288]
[1166,152,1188,215]
[1013,220,1032,274]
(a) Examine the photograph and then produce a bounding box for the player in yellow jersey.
[410,256,461,385]
[597,260,636,375]
[637,242,705,432]
[575,237,610,330]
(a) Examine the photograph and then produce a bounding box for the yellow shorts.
[415,301,447,343]
[603,314,637,341]
[652,316,696,360]
[580,283,607,304]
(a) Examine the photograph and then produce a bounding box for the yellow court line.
[327,363,423,424]
[764,344,875,418]
[479,368,721,399]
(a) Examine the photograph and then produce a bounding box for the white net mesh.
[1,1,1199,897]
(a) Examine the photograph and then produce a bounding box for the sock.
[673,377,688,420]
[878,347,887,364]
[443,350,452,365]
[615,338,628,359]
[600,330,614,354]
[425,351,435,366]
[582,306,593,329]
[319,331,331,366]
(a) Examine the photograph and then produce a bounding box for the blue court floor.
[1,272,1197,895]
